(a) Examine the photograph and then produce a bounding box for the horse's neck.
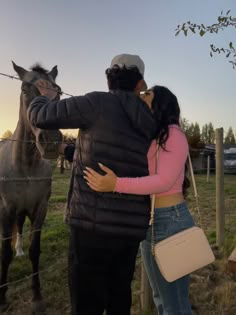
[11,120,41,167]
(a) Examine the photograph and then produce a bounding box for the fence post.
[140,261,154,312]
[206,155,210,182]
[60,155,65,174]
[215,128,224,246]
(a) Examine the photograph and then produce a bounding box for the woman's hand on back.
[83,163,117,192]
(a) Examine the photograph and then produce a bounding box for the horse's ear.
[49,65,58,80]
[12,61,28,80]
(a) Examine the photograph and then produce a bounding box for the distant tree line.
[180,120,236,148]
[0,130,77,143]
[1,130,13,139]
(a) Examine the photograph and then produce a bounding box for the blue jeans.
[140,202,195,315]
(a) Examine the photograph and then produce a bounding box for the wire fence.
[0,73,236,313]
[0,137,65,145]
[1,169,235,315]
[0,221,65,242]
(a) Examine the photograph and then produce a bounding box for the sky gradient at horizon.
[0,0,235,137]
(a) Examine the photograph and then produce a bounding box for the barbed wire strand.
[0,256,68,289]
[2,186,230,243]
[0,71,74,97]
[0,220,67,242]
[0,72,76,145]
[0,137,66,144]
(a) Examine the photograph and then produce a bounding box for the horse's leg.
[11,223,18,248]
[29,204,47,313]
[29,229,45,313]
[0,215,14,310]
[15,214,26,256]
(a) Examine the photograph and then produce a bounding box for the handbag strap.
[187,155,203,227]
[150,144,202,255]
[151,144,159,255]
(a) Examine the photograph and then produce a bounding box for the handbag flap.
[154,226,215,282]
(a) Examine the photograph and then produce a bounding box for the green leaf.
[211,45,217,52]
[229,42,233,49]
[190,27,195,33]
[175,30,181,37]
[199,29,205,36]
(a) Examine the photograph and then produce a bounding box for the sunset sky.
[0,0,235,137]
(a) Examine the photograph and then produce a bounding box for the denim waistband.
[154,201,187,214]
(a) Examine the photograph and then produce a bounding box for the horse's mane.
[30,63,49,75]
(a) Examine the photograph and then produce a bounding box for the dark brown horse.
[0,62,63,313]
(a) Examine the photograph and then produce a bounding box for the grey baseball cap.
[110,53,147,91]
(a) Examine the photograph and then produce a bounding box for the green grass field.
[2,167,236,315]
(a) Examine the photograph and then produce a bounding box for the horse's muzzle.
[36,129,64,159]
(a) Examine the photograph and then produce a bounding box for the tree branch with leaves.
[175,10,236,68]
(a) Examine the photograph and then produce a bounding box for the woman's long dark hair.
[151,85,190,197]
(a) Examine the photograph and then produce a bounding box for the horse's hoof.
[31,299,46,314]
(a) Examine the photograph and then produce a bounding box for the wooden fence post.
[206,155,210,182]
[215,128,225,246]
[140,261,154,313]
[60,155,65,174]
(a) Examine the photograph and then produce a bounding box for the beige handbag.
[151,149,215,282]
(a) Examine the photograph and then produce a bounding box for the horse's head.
[12,61,63,159]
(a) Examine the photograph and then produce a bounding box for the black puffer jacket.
[28,90,156,241]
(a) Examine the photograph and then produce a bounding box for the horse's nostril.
[36,130,63,159]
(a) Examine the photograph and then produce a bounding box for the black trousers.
[68,226,140,315]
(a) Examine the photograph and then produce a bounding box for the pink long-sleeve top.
[115,125,188,197]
